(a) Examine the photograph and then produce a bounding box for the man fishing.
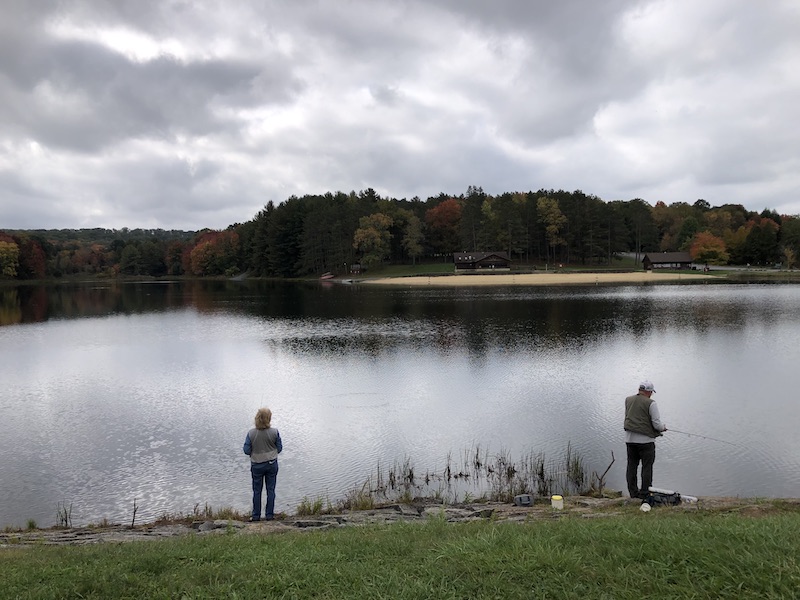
[624,380,668,499]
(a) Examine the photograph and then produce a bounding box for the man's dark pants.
[626,442,656,498]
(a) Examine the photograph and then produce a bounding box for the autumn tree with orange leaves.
[189,230,240,276]
[424,198,461,256]
[689,231,729,265]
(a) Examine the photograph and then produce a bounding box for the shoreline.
[2,495,797,547]
[362,271,717,286]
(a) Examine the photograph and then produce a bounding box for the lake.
[1,279,799,528]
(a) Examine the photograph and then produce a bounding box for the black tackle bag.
[644,490,681,506]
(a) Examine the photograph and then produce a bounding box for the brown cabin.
[453,251,511,272]
[642,252,693,270]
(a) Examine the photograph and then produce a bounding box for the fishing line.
[670,428,791,478]
[669,428,740,447]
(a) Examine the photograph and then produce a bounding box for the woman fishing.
[243,407,283,521]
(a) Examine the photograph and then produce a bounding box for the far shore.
[362,271,717,286]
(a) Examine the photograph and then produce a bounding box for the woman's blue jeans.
[251,459,279,520]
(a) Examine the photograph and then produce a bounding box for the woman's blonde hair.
[254,407,272,430]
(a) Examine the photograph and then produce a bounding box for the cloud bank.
[1,0,799,230]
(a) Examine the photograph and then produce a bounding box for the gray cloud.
[1,34,300,153]
[1,0,799,230]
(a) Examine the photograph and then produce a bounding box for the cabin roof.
[454,251,510,262]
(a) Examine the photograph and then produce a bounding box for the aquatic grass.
[296,495,332,516]
[211,506,247,521]
[2,512,798,598]
[55,501,72,528]
[151,504,248,526]
[589,450,616,496]
[354,444,592,508]
[339,481,376,511]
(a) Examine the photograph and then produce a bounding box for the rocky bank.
[2,496,798,548]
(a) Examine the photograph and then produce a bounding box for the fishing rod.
[668,428,740,447]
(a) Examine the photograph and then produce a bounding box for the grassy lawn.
[354,257,644,279]
[360,262,455,278]
[3,510,798,599]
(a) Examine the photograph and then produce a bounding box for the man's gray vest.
[624,393,661,438]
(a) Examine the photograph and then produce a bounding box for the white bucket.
[551,495,564,510]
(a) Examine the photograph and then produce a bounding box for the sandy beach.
[363,271,716,286]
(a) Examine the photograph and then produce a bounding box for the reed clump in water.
[298,443,593,515]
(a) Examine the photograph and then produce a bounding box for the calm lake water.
[1,279,799,528]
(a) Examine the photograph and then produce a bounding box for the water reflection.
[1,279,787,339]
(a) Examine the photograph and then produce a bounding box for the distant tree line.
[2,188,799,280]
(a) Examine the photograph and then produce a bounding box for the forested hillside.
[1,187,797,280]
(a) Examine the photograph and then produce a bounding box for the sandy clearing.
[362,271,716,287]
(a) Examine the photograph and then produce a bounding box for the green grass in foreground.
[2,511,798,599]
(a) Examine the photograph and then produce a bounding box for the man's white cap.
[639,381,656,393]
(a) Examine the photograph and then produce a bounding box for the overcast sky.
[1,0,799,231]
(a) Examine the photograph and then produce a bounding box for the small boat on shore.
[320,272,335,280]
